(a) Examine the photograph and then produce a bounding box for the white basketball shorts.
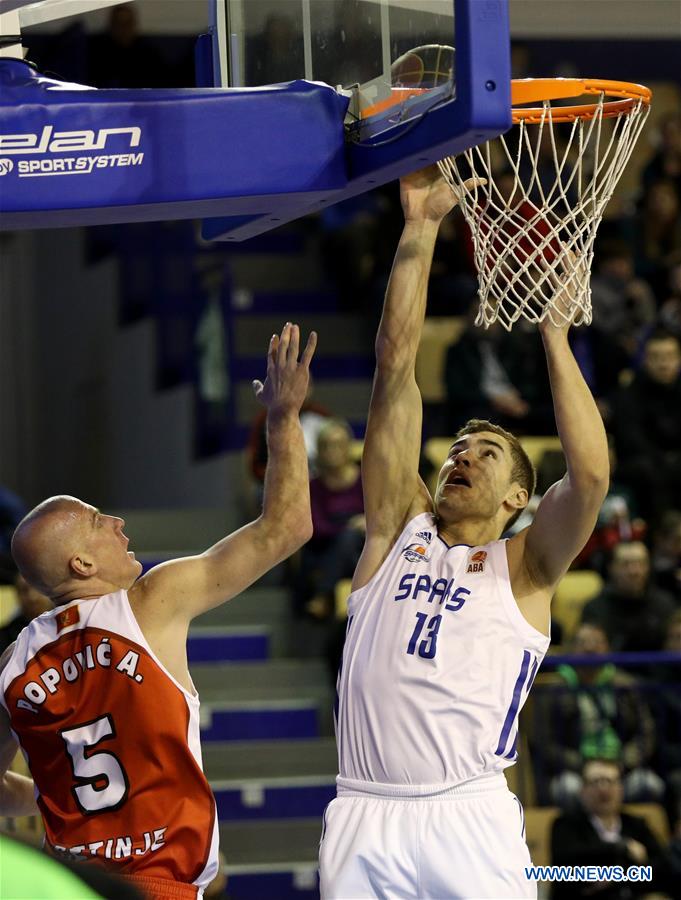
[319,773,536,899]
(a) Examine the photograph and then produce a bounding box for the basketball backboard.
[212,0,458,138]
[0,0,511,238]
[202,0,512,240]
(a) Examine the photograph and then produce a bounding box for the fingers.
[276,322,316,366]
[301,330,318,369]
[287,323,300,366]
[452,176,487,204]
[269,322,316,372]
[461,176,487,193]
[267,333,278,375]
[277,322,292,366]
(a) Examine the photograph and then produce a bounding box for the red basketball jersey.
[0,591,219,894]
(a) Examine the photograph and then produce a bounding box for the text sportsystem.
[0,126,144,178]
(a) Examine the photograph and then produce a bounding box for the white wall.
[0,227,240,514]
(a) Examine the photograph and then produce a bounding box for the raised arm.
[357,169,478,584]
[133,323,316,622]
[511,261,610,614]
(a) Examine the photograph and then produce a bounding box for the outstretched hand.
[253,323,317,414]
[400,164,486,223]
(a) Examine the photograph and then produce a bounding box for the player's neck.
[52,577,123,606]
[437,518,501,548]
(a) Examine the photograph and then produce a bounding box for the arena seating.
[415,316,466,404]
[552,570,604,642]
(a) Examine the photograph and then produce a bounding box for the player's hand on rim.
[400,163,486,224]
[252,322,317,414]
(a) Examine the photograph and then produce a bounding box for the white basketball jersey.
[336,512,550,786]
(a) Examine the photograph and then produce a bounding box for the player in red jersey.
[0,323,316,900]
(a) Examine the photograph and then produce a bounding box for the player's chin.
[127,558,143,580]
[435,492,465,516]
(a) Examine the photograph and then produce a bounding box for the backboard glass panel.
[213,0,456,129]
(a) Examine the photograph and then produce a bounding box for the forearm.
[376,218,440,371]
[0,771,38,817]
[261,409,312,543]
[542,332,609,486]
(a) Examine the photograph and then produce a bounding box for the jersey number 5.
[61,715,129,814]
[406,613,442,659]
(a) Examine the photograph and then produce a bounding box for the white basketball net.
[438,93,650,330]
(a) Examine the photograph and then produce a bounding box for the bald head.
[11,496,90,597]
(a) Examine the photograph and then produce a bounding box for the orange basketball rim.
[510,78,652,124]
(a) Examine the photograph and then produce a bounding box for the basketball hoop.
[438,78,652,330]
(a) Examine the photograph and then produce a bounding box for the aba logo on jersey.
[415,530,432,544]
[402,543,431,563]
[466,550,487,573]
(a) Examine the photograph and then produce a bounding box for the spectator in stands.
[652,611,681,826]
[590,239,657,358]
[609,328,681,523]
[569,327,632,421]
[651,511,681,603]
[664,609,681,654]
[658,813,681,899]
[246,379,330,512]
[88,4,167,88]
[296,419,364,620]
[534,622,663,808]
[0,486,27,585]
[443,306,554,435]
[631,180,681,299]
[581,541,676,652]
[572,438,646,572]
[659,261,681,339]
[642,114,681,200]
[426,209,478,316]
[0,575,52,654]
[550,757,664,899]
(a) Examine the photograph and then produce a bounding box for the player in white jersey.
[0,324,316,899]
[318,167,610,899]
